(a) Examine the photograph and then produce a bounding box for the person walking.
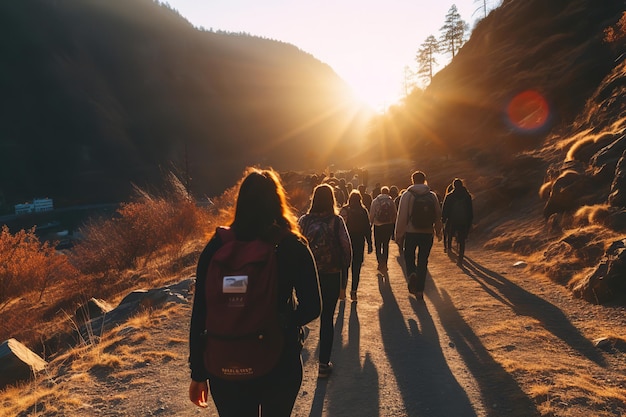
[339,190,373,301]
[358,184,373,211]
[298,184,352,378]
[395,171,442,300]
[441,178,474,266]
[189,168,322,416]
[369,186,397,273]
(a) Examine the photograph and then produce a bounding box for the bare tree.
[439,4,469,59]
[416,35,440,86]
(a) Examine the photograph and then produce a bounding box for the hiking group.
[188,167,473,416]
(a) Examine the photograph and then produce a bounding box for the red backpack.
[203,227,285,380]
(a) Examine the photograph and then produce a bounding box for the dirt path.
[57,240,626,417]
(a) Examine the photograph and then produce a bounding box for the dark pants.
[208,337,303,416]
[342,238,365,292]
[373,223,394,267]
[404,232,434,292]
[318,272,340,364]
[447,223,469,260]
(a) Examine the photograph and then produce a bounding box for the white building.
[14,198,54,215]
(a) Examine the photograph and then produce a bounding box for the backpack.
[375,197,395,224]
[409,190,436,229]
[300,216,342,273]
[448,198,469,226]
[203,227,285,381]
[344,206,368,236]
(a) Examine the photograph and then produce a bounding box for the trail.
[68,240,626,417]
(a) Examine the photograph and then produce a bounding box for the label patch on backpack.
[223,275,248,293]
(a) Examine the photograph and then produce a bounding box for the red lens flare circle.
[506,90,550,131]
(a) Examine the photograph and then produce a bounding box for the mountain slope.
[365,0,626,302]
[0,0,370,207]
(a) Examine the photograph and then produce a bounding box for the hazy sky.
[164,0,495,110]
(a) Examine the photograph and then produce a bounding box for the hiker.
[369,186,397,273]
[395,171,442,300]
[441,178,474,266]
[442,182,455,253]
[298,184,352,378]
[358,184,373,211]
[188,168,322,416]
[339,190,373,301]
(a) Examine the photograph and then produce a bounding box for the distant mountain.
[0,0,371,208]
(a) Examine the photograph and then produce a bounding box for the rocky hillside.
[0,0,371,207]
[365,0,626,303]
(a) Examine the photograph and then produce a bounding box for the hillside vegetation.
[0,0,371,208]
[367,0,626,304]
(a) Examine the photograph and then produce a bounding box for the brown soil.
[21,240,626,417]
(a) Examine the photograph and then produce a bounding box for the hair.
[411,171,426,184]
[347,190,363,207]
[453,178,464,189]
[389,185,399,198]
[230,167,301,240]
[381,186,390,195]
[308,183,337,215]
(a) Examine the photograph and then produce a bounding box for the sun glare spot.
[506,90,550,132]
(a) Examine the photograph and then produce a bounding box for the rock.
[0,339,47,389]
[608,149,626,208]
[543,170,595,217]
[571,238,626,303]
[75,298,113,324]
[513,261,527,268]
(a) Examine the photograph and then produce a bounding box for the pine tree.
[416,35,440,86]
[439,4,469,59]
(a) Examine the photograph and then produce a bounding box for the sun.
[341,70,404,113]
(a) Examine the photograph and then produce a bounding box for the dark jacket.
[339,204,372,247]
[441,188,473,231]
[189,230,321,382]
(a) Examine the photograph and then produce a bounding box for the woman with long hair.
[189,168,321,416]
[298,183,351,378]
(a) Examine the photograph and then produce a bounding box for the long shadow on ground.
[427,276,540,417]
[462,255,605,366]
[308,300,380,417]
[378,271,476,416]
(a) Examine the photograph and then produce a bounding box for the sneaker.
[407,272,418,295]
[339,289,346,300]
[350,290,357,301]
[318,362,333,378]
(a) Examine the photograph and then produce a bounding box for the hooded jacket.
[394,184,443,241]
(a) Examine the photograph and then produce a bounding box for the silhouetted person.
[441,178,473,266]
[339,190,373,300]
[358,184,373,211]
[442,182,454,253]
[369,186,397,273]
[299,184,352,378]
[395,171,442,300]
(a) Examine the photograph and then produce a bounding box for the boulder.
[74,298,113,324]
[543,170,595,217]
[78,278,194,339]
[0,339,47,389]
[608,149,626,208]
[571,239,626,303]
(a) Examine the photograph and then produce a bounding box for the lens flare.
[506,90,550,132]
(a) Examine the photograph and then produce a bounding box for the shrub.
[71,174,207,276]
[0,226,79,307]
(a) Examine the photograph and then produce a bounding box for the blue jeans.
[403,232,434,292]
